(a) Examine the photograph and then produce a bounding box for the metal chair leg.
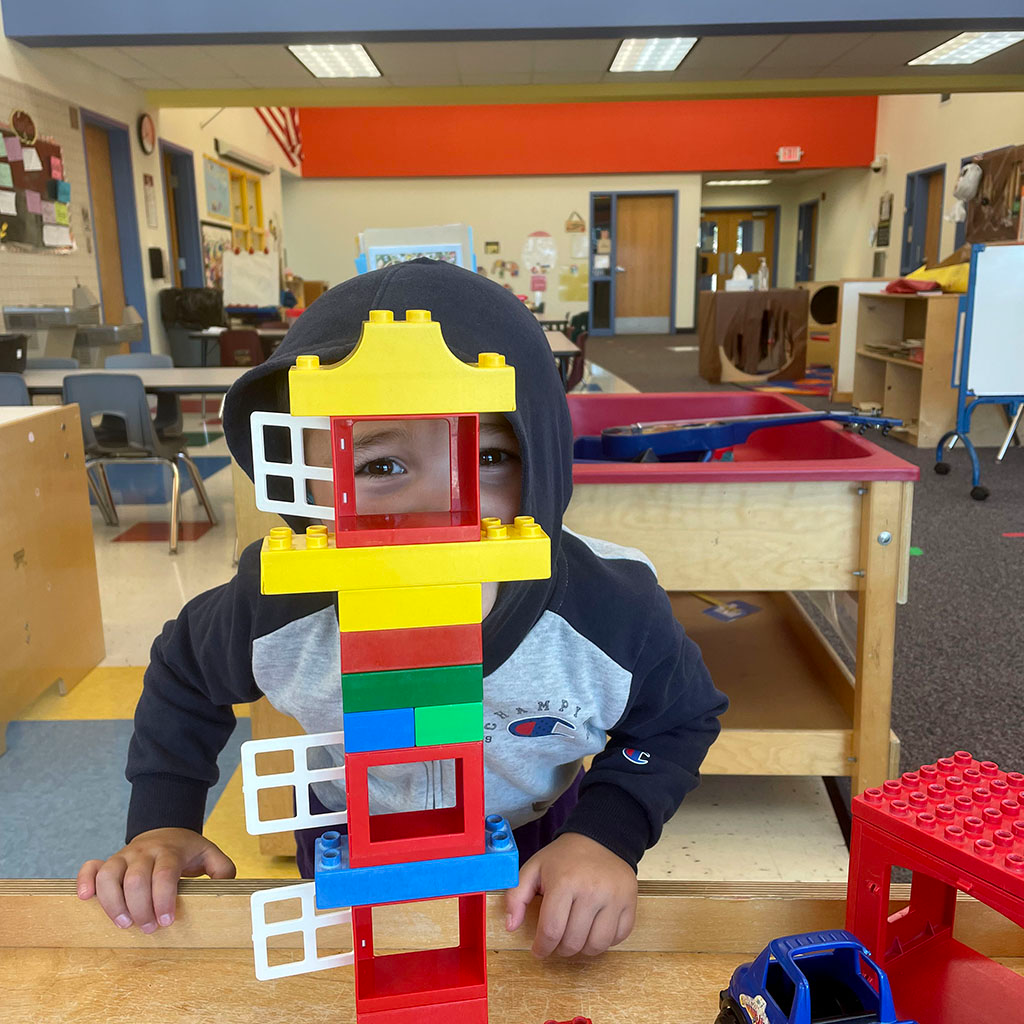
[86,461,120,526]
[996,404,1023,463]
[167,459,181,554]
[85,465,116,525]
[179,452,218,525]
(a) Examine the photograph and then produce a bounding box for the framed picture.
[203,155,231,221]
[366,243,464,270]
[201,220,232,288]
[484,241,500,254]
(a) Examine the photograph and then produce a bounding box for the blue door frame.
[588,190,678,337]
[159,140,204,289]
[795,200,818,282]
[80,109,149,351]
[900,163,945,276]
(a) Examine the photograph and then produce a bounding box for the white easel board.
[223,250,279,307]
[966,243,1024,397]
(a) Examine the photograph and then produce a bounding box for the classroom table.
[22,367,249,396]
[563,391,919,794]
[188,327,290,367]
[3,880,1020,1024]
[544,329,580,385]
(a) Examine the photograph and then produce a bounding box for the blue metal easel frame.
[934,243,1024,499]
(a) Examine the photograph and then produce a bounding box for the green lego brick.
[342,664,483,714]
[414,702,484,747]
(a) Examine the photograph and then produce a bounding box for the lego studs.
[306,525,329,550]
[295,355,320,370]
[478,352,506,369]
[368,310,394,323]
[269,527,294,551]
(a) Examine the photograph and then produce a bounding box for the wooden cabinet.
[853,293,1012,448]
[0,406,104,755]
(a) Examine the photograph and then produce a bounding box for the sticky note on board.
[50,156,63,180]
[56,180,71,203]
[41,200,56,223]
[4,136,22,162]
[0,189,16,216]
[54,201,69,225]
[43,223,72,248]
[25,189,41,214]
[22,147,43,172]
[0,163,11,189]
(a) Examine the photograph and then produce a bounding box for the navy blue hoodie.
[126,259,727,869]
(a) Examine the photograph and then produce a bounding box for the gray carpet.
[586,333,1024,778]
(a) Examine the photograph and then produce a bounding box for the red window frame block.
[331,414,480,547]
[345,740,485,868]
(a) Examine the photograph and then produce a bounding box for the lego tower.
[239,310,551,1024]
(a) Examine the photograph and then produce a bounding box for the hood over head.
[222,257,575,671]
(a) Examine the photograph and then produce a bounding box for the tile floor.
[5,378,849,882]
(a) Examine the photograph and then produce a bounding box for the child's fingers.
[504,859,541,932]
[200,845,237,880]
[76,859,104,900]
[531,888,573,958]
[151,853,185,927]
[122,857,160,934]
[613,902,636,947]
[580,904,619,957]
[93,856,134,929]
[550,895,596,957]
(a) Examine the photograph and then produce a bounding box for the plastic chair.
[565,331,588,392]
[105,353,183,440]
[219,329,264,367]
[62,373,217,554]
[0,372,30,405]
[26,357,80,369]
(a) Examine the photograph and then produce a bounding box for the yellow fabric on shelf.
[906,262,970,293]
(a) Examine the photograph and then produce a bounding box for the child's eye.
[356,457,407,477]
[480,448,516,467]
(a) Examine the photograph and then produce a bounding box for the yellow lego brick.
[287,309,517,417]
[338,583,482,632]
[261,518,551,595]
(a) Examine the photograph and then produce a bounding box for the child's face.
[304,413,522,527]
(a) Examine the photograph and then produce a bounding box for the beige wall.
[283,173,703,329]
[0,4,294,354]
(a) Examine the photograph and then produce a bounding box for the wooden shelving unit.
[852,293,1013,448]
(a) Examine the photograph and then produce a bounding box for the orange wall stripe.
[299,96,877,178]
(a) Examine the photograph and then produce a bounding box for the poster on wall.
[201,220,232,288]
[367,243,463,270]
[203,156,231,220]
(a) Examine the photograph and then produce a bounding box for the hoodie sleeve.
[557,586,728,870]
[124,542,265,842]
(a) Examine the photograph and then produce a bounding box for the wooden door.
[83,123,126,324]
[923,170,944,268]
[614,194,674,333]
[162,149,182,288]
[699,208,777,291]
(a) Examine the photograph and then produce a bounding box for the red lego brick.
[340,623,482,674]
[331,414,481,547]
[352,894,487,1014]
[847,751,1024,1024]
[356,997,488,1024]
[345,740,485,868]
[850,750,1024,920]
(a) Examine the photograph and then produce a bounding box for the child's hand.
[504,832,637,958]
[77,828,236,933]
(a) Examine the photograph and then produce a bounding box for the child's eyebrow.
[353,425,413,448]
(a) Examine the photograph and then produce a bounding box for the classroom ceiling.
[57,30,1024,105]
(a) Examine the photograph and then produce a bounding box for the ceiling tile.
[71,46,154,78]
[750,33,871,69]
[365,41,459,74]
[459,71,533,85]
[827,31,957,69]
[384,72,463,87]
[455,41,534,74]
[681,35,787,70]
[531,38,620,72]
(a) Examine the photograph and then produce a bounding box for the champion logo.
[622,748,650,765]
[507,716,577,738]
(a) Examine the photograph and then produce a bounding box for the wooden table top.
[3,881,1022,1024]
[23,367,249,395]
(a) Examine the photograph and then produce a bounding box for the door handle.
[615,265,626,273]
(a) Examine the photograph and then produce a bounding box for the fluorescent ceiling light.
[288,43,381,78]
[610,37,698,72]
[706,179,773,186]
[908,31,1024,65]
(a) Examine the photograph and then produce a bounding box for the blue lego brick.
[343,707,415,753]
[315,814,518,909]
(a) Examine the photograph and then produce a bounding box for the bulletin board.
[203,156,231,221]
[0,119,72,252]
[201,220,232,288]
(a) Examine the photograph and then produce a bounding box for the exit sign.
[777,146,804,163]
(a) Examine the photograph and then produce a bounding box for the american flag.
[255,107,304,167]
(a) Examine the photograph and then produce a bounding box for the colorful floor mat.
[748,364,832,396]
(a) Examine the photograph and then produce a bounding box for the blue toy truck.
[715,930,917,1024]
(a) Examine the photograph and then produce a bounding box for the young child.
[78,258,727,958]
